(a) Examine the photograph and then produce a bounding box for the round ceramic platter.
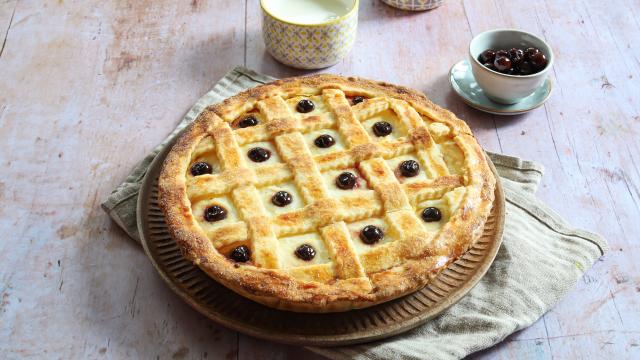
[450,60,553,115]
[138,135,506,347]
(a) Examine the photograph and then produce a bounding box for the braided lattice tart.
[159,75,495,312]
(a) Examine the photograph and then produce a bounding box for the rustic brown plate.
[137,137,505,347]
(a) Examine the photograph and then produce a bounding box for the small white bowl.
[468,29,554,104]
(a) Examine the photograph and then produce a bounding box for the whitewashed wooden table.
[1,0,638,359]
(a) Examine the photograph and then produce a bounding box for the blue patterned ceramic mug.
[261,0,359,69]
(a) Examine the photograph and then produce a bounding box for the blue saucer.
[449,60,553,115]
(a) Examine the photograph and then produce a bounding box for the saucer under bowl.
[449,60,553,115]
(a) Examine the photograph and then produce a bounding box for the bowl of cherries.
[468,29,554,104]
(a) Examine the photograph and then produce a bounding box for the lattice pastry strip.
[211,121,246,170]
[232,185,280,269]
[300,112,335,132]
[233,125,270,146]
[351,97,390,121]
[359,158,412,212]
[323,89,372,148]
[338,192,383,222]
[186,168,255,199]
[186,120,257,198]
[403,175,465,205]
[411,127,450,178]
[320,222,368,282]
[257,96,302,136]
[190,135,217,160]
[207,222,248,248]
[306,137,413,178]
[253,163,292,187]
[274,132,330,204]
[272,207,323,237]
[391,102,450,179]
[386,210,434,256]
[356,210,432,273]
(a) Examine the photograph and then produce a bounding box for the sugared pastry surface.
[159,74,496,312]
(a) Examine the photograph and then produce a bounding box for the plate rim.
[137,131,506,346]
[449,60,554,115]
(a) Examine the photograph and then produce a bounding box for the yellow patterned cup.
[261,0,359,69]
[381,0,444,11]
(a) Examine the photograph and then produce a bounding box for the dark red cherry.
[508,48,524,66]
[421,207,442,222]
[314,134,335,148]
[237,115,259,128]
[372,121,393,137]
[360,225,384,245]
[271,191,292,207]
[190,162,212,176]
[519,61,534,75]
[352,96,365,105]
[483,62,497,71]
[204,205,227,222]
[230,245,250,262]
[496,50,509,58]
[529,52,548,70]
[478,49,496,64]
[494,56,512,73]
[247,147,271,162]
[336,172,357,190]
[295,244,316,261]
[296,99,315,113]
[399,160,420,177]
[524,47,540,60]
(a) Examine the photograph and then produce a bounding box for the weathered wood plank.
[239,335,327,360]
[0,0,243,358]
[0,0,16,58]
[463,0,640,358]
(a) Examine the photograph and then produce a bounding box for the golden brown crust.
[158,74,495,312]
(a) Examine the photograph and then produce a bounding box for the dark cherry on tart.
[372,121,393,137]
[421,207,442,222]
[271,191,292,207]
[236,115,259,128]
[351,96,365,105]
[296,99,315,113]
[204,205,227,222]
[190,161,212,176]
[230,245,251,262]
[248,147,271,162]
[336,172,358,190]
[295,244,316,261]
[360,225,384,245]
[478,46,548,75]
[399,160,420,177]
[314,134,335,148]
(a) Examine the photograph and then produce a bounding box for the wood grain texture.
[0,0,638,359]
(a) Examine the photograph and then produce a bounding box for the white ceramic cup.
[468,29,554,104]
